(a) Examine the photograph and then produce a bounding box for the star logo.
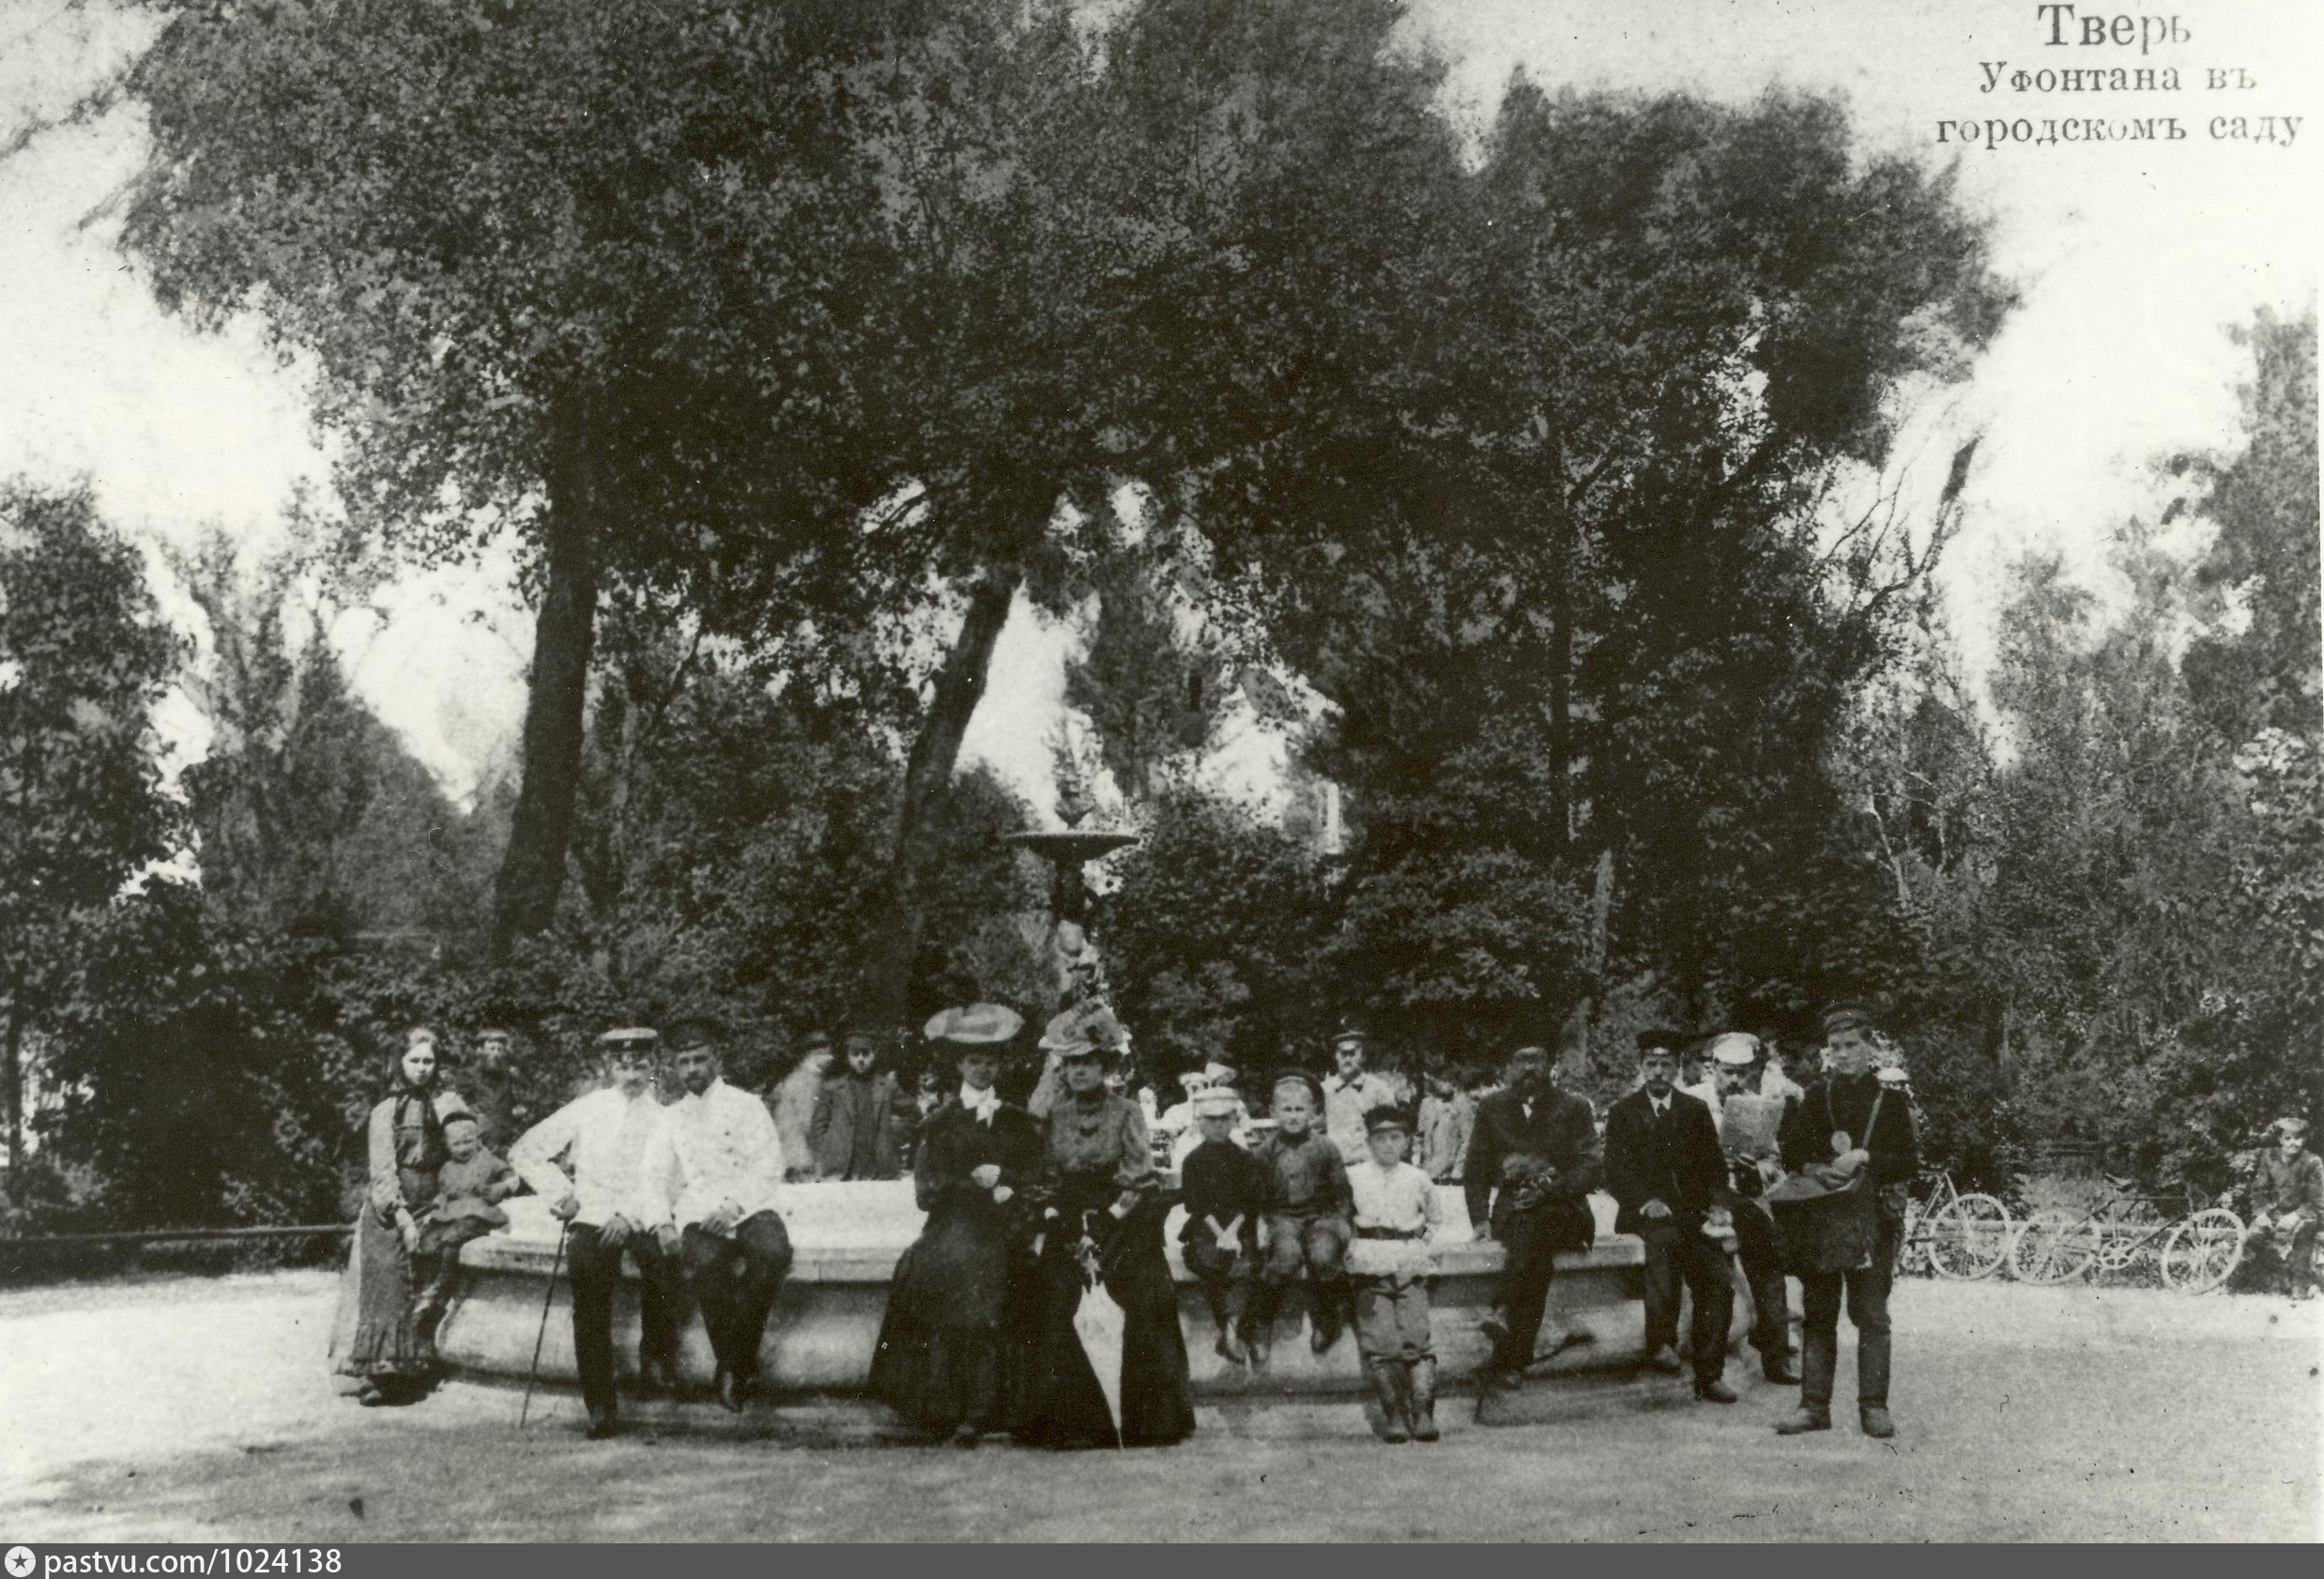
[6,1545,36,1578]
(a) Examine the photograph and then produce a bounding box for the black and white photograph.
[0,0,2316,1545]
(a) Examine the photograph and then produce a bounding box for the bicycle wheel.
[1926,1193,2013,1280]
[2010,1209,2100,1283]
[2160,1208,2246,1294]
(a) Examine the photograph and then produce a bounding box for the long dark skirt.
[1013,1204,1195,1449]
[870,1246,1015,1434]
[334,1208,435,1385]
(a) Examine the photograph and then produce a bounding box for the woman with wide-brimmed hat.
[868,1003,1045,1445]
[1013,1019,1196,1449]
[332,1027,471,1405]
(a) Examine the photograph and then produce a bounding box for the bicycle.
[2008,1176,2245,1292]
[1895,1170,2014,1280]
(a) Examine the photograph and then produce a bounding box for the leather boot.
[1774,1405,1831,1435]
[1859,1404,1896,1439]
[1206,1288,1247,1365]
[1408,1358,1440,1442]
[639,1355,680,1397]
[1368,1360,1410,1443]
[1243,1285,1277,1372]
[1310,1286,1346,1354]
[1858,1329,1892,1415]
[1799,1324,1839,1415]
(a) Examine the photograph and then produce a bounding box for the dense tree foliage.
[3,2,2301,1230]
[0,483,184,1180]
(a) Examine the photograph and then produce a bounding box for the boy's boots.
[1408,1357,1440,1442]
[1242,1286,1276,1372]
[1205,1287,1247,1365]
[1368,1360,1411,1443]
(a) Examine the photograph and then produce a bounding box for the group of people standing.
[334,994,1927,1449]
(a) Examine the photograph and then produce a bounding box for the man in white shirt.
[1322,1019,1398,1166]
[1689,1032,1798,1385]
[511,1026,680,1438]
[644,1019,791,1413]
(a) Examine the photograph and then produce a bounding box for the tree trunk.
[4,1000,23,1184]
[1544,458,1575,856]
[490,410,604,961]
[854,563,1021,1033]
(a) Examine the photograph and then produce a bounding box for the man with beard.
[511,1027,683,1439]
[1775,1002,1919,1440]
[1689,1033,1798,1384]
[1465,1036,1602,1389]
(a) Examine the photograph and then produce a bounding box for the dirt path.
[2,1271,2316,1541]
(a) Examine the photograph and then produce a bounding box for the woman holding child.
[1013,1016,1196,1449]
[331,1027,471,1406]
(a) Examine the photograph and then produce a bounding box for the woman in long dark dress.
[332,1028,468,1405]
[1014,1033,1196,1449]
[868,1006,1045,1444]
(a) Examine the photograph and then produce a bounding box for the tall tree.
[123,0,907,960]
[0,482,184,1180]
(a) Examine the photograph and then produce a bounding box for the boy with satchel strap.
[1772,1002,1919,1440]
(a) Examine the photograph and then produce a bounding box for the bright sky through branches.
[0,0,2313,812]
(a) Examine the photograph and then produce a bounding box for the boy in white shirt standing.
[1346,1107,1443,1444]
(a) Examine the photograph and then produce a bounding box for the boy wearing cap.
[1179,1088,1267,1364]
[810,1029,915,1181]
[1346,1107,1444,1442]
[1775,1001,1919,1440]
[512,1027,684,1437]
[1416,1073,1475,1183]
[1249,1070,1356,1362]
[2252,1117,2322,1300]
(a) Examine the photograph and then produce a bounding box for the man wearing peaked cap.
[510,1026,681,1438]
[1464,1033,1601,1387]
[1323,1016,1397,1168]
[1775,998,1919,1440]
[1690,1032,1797,1385]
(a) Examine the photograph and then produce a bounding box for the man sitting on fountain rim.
[645,1019,793,1414]
[511,1026,683,1440]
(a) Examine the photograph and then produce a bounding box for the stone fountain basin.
[438,1181,1751,1397]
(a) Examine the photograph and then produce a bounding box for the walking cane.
[519,1221,569,1428]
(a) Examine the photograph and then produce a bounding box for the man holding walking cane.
[511,1026,682,1439]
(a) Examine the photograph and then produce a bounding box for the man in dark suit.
[1466,1037,1601,1387]
[1605,1028,1737,1402]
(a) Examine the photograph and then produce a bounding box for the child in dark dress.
[411,1111,520,1350]
[1178,1089,1268,1366]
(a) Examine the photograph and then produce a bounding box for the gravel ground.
[1,1269,2316,1541]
